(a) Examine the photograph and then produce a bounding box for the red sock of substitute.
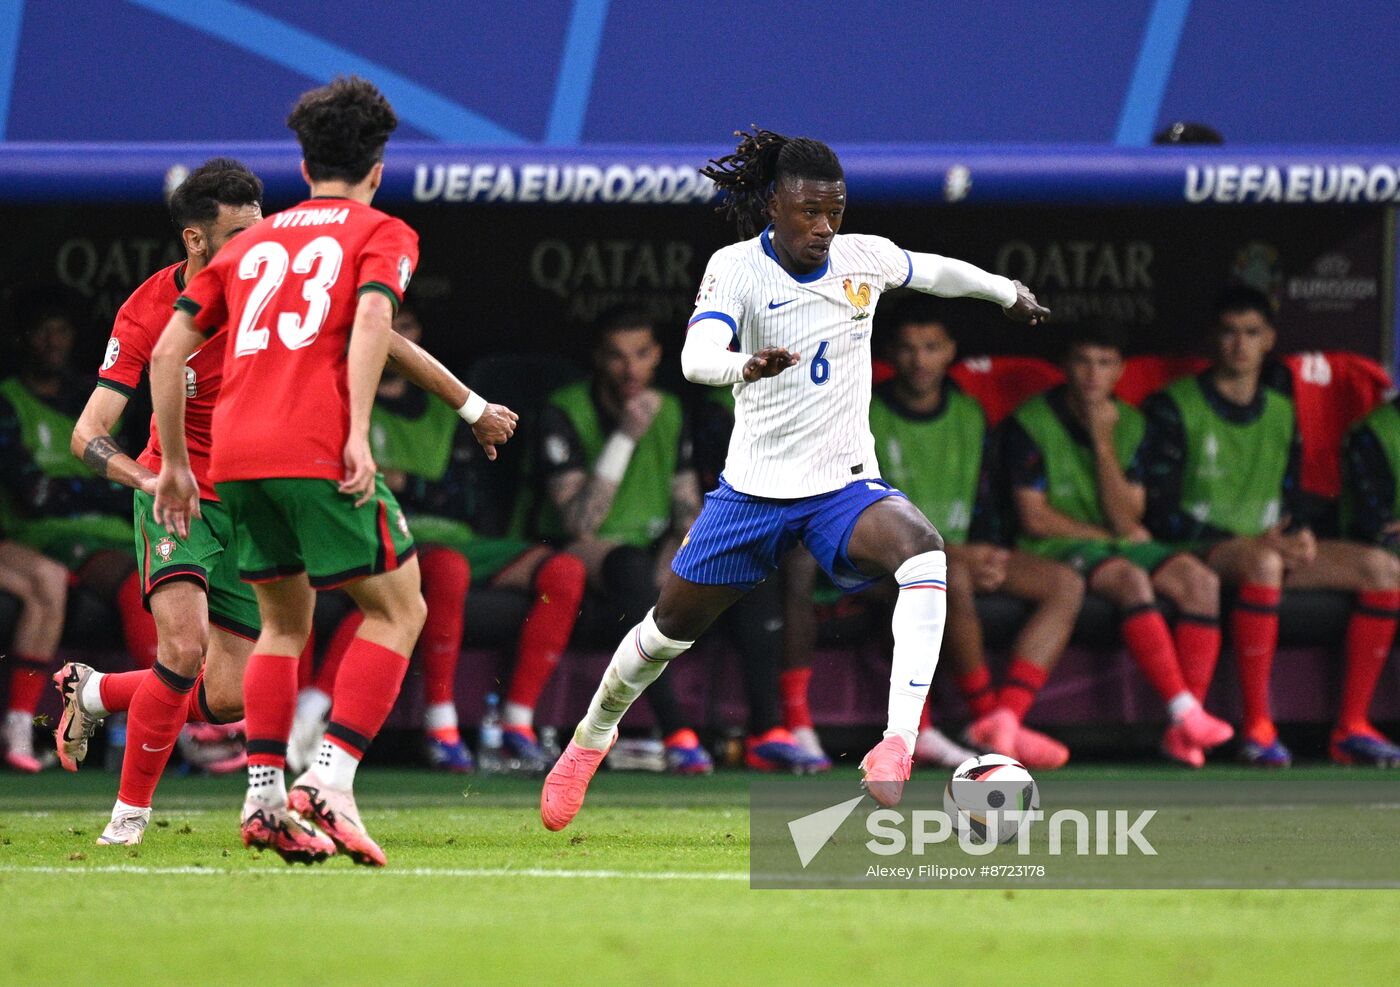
[779,667,814,730]
[323,638,410,759]
[1232,583,1281,745]
[918,698,933,732]
[506,553,586,715]
[996,657,1049,722]
[7,658,49,714]
[243,653,299,769]
[1175,614,1222,703]
[1122,604,1189,703]
[116,572,158,670]
[315,611,362,695]
[117,662,196,807]
[419,547,470,709]
[1336,589,1400,736]
[297,629,316,691]
[956,665,997,718]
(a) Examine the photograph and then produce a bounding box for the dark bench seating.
[6,586,1396,735]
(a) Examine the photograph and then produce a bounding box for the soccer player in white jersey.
[541,129,1048,829]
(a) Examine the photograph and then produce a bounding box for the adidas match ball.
[943,753,1040,845]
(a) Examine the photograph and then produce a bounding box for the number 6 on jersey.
[235,236,344,357]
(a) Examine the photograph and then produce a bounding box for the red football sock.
[1336,590,1400,735]
[957,665,997,718]
[779,667,814,730]
[185,672,209,724]
[1232,583,1281,745]
[297,629,316,691]
[324,638,410,759]
[1175,614,1222,703]
[98,670,144,714]
[7,658,49,714]
[506,553,586,712]
[116,571,159,670]
[1121,605,1188,703]
[243,653,299,769]
[919,699,933,732]
[419,547,470,708]
[996,656,1049,722]
[316,611,362,695]
[118,662,196,808]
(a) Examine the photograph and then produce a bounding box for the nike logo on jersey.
[768,298,797,309]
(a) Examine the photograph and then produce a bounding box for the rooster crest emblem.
[843,279,872,321]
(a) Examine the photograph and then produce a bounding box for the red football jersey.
[98,261,228,500]
[1283,350,1394,498]
[177,198,419,483]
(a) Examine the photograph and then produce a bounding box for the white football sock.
[575,609,693,749]
[423,702,457,732]
[294,687,332,723]
[82,672,110,718]
[503,701,534,728]
[314,739,360,789]
[246,764,286,807]
[1166,691,1200,722]
[885,551,949,751]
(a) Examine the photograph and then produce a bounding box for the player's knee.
[1168,559,1220,614]
[1045,566,1086,611]
[1356,547,1400,590]
[1096,560,1152,607]
[400,590,429,635]
[158,629,208,677]
[31,557,70,612]
[1242,545,1285,585]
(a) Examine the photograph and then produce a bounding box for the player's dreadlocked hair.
[701,128,844,240]
[287,76,398,184]
[167,157,263,232]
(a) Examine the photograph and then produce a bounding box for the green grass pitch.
[1,765,1396,984]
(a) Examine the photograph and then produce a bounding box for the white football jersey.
[689,228,913,498]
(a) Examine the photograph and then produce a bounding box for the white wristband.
[595,432,637,484]
[457,391,488,424]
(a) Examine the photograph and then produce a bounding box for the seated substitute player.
[541,128,1049,830]
[1003,323,1233,767]
[0,538,69,772]
[293,301,586,774]
[1142,286,1400,767]
[872,297,1083,770]
[151,77,516,865]
[1344,392,1400,557]
[0,289,152,768]
[57,160,511,844]
[527,306,713,774]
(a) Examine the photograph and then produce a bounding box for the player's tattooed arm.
[670,470,702,532]
[549,469,621,539]
[71,385,158,493]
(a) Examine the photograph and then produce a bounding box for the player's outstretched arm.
[385,332,518,460]
[681,318,799,385]
[150,310,205,536]
[71,386,157,494]
[907,251,1050,324]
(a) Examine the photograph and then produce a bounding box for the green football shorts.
[214,476,416,589]
[1027,537,1182,576]
[132,490,260,640]
[406,514,533,582]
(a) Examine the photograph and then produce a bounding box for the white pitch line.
[0,864,748,881]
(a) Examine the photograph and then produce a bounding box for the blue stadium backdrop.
[0,0,1395,377]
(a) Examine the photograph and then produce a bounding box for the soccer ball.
[943,753,1039,845]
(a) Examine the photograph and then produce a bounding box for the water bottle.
[477,693,504,774]
[540,725,562,763]
[104,713,127,772]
